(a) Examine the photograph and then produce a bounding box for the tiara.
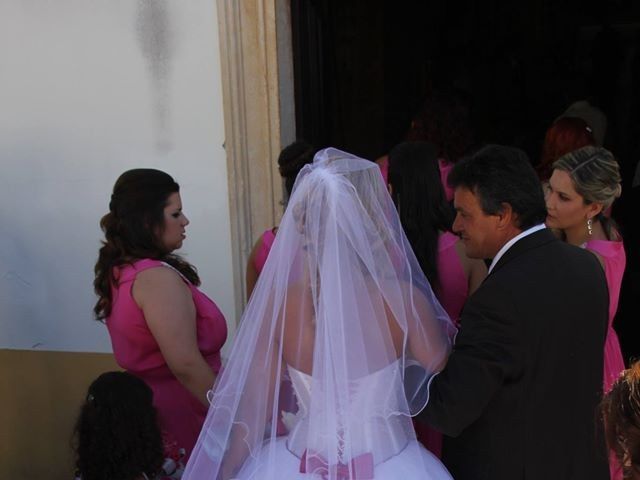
[570,157,596,175]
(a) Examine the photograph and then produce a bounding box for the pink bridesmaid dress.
[252,228,300,436]
[414,231,468,458]
[585,239,626,480]
[585,239,626,392]
[437,159,454,202]
[435,231,468,326]
[106,259,228,460]
[253,229,277,274]
[378,156,389,183]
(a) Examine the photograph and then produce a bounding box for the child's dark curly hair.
[73,371,164,480]
[601,362,640,479]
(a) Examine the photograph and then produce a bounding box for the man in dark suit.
[418,145,609,479]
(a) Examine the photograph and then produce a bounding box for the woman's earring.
[587,217,593,236]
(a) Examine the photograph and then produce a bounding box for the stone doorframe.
[216,0,295,320]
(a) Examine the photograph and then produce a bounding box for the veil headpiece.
[184,148,455,479]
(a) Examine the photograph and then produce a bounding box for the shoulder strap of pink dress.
[116,259,169,284]
[586,239,624,260]
[379,157,389,184]
[438,158,454,202]
[438,231,458,251]
[254,229,277,274]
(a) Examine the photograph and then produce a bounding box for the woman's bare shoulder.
[132,264,189,307]
[135,263,184,285]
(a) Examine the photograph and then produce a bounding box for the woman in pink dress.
[545,146,625,479]
[387,141,486,457]
[246,141,316,298]
[94,169,227,460]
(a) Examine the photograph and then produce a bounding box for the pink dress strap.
[378,157,389,184]
[114,258,164,284]
[253,229,277,275]
[438,230,458,250]
[435,232,468,326]
[438,158,454,202]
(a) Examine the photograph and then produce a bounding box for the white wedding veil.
[184,148,456,480]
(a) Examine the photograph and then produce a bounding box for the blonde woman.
[545,145,625,478]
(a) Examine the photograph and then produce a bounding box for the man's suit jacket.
[419,228,610,480]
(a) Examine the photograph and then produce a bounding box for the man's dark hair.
[448,145,547,230]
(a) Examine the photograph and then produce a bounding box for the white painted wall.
[0,1,235,352]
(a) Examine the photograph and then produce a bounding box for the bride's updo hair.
[552,146,622,240]
[291,149,395,273]
[278,140,316,199]
[94,169,199,320]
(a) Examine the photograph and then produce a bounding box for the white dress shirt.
[487,223,547,274]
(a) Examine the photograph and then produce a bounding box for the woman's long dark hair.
[94,169,199,320]
[73,371,164,480]
[388,142,455,288]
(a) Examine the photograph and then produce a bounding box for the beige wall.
[1,350,120,479]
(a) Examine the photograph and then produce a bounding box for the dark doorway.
[291,0,640,362]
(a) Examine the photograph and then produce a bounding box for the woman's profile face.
[158,192,189,252]
[545,169,593,231]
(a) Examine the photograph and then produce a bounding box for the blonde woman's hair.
[553,146,622,240]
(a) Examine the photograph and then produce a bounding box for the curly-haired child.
[73,371,185,480]
[601,362,640,480]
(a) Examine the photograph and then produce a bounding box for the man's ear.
[496,203,515,230]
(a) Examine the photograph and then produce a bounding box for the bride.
[183,148,456,480]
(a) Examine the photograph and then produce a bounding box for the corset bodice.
[286,360,413,465]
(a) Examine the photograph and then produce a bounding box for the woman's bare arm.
[382,283,451,373]
[133,267,215,406]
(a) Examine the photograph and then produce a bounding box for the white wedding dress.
[183,149,455,480]
[236,361,452,479]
